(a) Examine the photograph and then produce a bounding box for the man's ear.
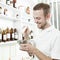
[46,13,50,19]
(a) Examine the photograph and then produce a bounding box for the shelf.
[0,14,20,22]
[0,41,17,46]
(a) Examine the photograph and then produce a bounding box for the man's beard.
[37,22,47,30]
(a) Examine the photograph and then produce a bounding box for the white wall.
[0,19,13,29]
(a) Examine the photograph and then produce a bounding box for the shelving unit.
[0,1,36,60]
[0,2,20,60]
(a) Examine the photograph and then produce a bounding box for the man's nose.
[34,19,38,23]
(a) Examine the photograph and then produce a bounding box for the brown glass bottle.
[13,0,16,8]
[4,8,7,15]
[10,28,14,41]
[14,28,18,40]
[6,28,10,41]
[0,28,2,42]
[2,30,6,42]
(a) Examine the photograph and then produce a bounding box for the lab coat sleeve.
[51,33,60,59]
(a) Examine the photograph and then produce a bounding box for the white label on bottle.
[12,33,14,38]
[7,33,10,39]
[7,1,10,5]
[15,33,18,39]
[0,34,2,40]
[3,35,6,40]
[15,35,18,39]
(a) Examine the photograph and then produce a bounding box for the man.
[20,3,60,60]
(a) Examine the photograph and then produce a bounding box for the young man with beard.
[20,3,60,60]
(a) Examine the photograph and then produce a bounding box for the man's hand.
[20,43,35,55]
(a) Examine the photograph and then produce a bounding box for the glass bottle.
[6,28,10,41]
[13,0,16,8]
[6,0,10,5]
[10,28,14,41]
[14,28,18,40]
[2,30,6,42]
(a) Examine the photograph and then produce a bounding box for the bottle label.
[7,1,10,5]
[3,35,6,40]
[15,33,18,39]
[0,34,2,40]
[7,33,10,39]
[15,35,18,39]
[12,33,14,38]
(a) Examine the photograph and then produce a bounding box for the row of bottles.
[0,28,18,42]
[6,0,16,8]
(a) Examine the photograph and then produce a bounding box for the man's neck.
[42,23,51,30]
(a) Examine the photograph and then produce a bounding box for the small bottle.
[10,28,14,41]
[13,0,16,8]
[6,28,10,41]
[10,0,13,7]
[0,28,2,42]
[14,28,18,40]
[6,0,10,5]
[2,30,6,42]
[4,8,7,15]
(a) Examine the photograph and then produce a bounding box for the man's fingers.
[20,44,29,51]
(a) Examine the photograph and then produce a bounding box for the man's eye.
[34,17,41,20]
[36,17,41,20]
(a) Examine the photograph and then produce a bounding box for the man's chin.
[37,26,42,29]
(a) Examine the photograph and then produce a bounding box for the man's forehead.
[33,9,44,13]
[33,10,44,16]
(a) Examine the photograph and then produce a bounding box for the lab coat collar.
[41,25,55,33]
